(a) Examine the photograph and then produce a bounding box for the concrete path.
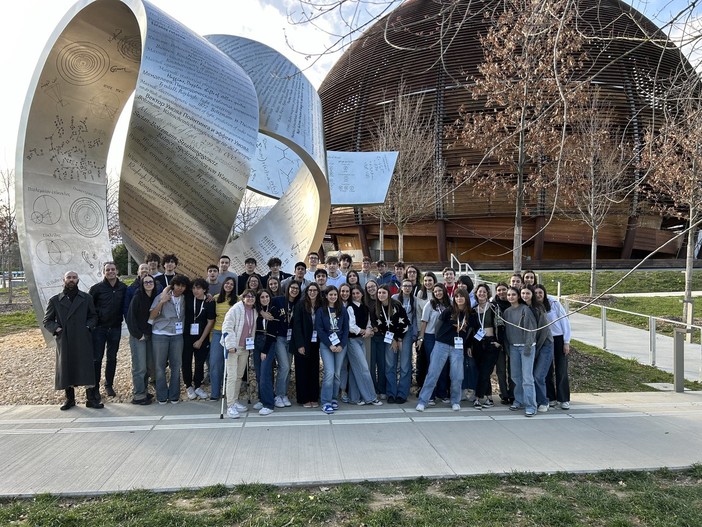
[1,391,702,497]
[569,312,702,382]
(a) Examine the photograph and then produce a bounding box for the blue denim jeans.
[320,343,347,405]
[462,353,478,391]
[209,330,224,399]
[129,335,151,400]
[385,337,413,399]
[423,334,449,399]
[274,336,292,398]
[534,339,554,406]
[370,334,386,395]
[152,333,183,402]
[510,343,537,413]
[346,337,377,403]
[254,335,276,409]
[92,325,121,390]
[418,341,464,405]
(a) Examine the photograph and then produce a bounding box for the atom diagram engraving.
[69,198,104,238]
[56,42,109,86]
[36,239,72,265]
[31,195,61,225]
[118,35,141,63]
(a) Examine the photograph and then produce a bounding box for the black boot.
[85,387,104,409]
[60,387,75,411]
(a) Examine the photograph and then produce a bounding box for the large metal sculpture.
[16,0,396,333]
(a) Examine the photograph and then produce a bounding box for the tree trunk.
[398,226,404,261]
[684,214,697,340]
[379,215,385,261]
[590,226,598,297]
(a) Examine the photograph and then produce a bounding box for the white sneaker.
[561,401,571,410]
[233,401,248,412]
[282,396,292,407]
[452,403,461,411]
[194,387,209,399]
[259,407,274,416]
[274,396,286,408]
[537,404,549,413]
[549,400,558,408]
[415,403,425,412]
[253,401,263,410]
[186,387,196,400]
[227,405,240,419]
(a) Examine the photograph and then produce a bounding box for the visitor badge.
[175,322,183,335]
[311,330,318,343]
[474,328,485,341]
[384,331,394,344]
[330,332,340,346]
[454,337,464,349]
[287,328,292,342]
[245,337,255,350]
[190,323,200,335]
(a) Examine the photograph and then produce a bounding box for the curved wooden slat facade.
[319,0,694,264]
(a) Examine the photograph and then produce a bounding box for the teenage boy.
[281,261,310,294]
[442,267,458,301]
[206,265,221,296]
[145,252,162,278]
[339,253,353,276]
[358,256,373,288]
[263,257,291,288]
[304,252,321,282]
[155,254,179,288]
[237,257,261,293]
[325,256,346,288]
[376,260,393,286]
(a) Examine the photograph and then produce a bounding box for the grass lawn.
[1,467,701,526]
[0,310,38,337]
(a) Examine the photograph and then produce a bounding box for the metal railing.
[449,253,478,283]
[565,297,702,383]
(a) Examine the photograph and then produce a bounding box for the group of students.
[123,251,571,419]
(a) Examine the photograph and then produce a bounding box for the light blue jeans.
[418,341,464,405]
[209,330,225,399]
[346,337,377,403]
[275,336,292,398]
[152,333,183,402]
[385,337,413,399]
[510,343,537,413]
[129,335,151,400]
[534,339,554,407]
[320,343,347,405]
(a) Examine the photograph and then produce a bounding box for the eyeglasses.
[243,294,255,299]
[143,280,154,285]
[402,284,413,288]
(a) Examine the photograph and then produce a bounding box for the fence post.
[673,329,686,393]
[601,306,607,349]
[649,316,656,366]
[557,281,561,301]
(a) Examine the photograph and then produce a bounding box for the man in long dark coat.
[43,271,101,410]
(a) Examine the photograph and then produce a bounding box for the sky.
[0,0,699,174]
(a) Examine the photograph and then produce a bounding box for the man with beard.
[43,271,100,409]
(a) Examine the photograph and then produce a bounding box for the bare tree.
[642,76,702,331]
[559,92,632,296]
[451,0,585,271]
[231,190,266,239]
[0,168,17,303]
[370,83,437,261]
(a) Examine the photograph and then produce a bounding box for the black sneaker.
[86,400,104,409]
[131,397,151,405]
[387,396,396,404]
[396,397,406,404]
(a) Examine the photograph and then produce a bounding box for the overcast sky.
[0,0,698,173]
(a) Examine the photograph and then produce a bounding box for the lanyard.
[261,306,268,331]
[477,303,487,330]
[456,312,466,334]
[193,297,205,321]
[164,274,173,287]
[287,302,293,324]
[381,304,389,324]
[245,307,254,337]
[172,294,182,319]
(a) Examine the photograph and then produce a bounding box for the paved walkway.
[1,307,702,497]
[1,390,702,497]
[569,312,702,382]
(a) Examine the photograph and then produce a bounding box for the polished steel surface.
[18,1,397,336]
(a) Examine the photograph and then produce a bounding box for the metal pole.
[649,316,656,366]
[602,306,607,349]
[557,281,561,300]
[673,329,685,393]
